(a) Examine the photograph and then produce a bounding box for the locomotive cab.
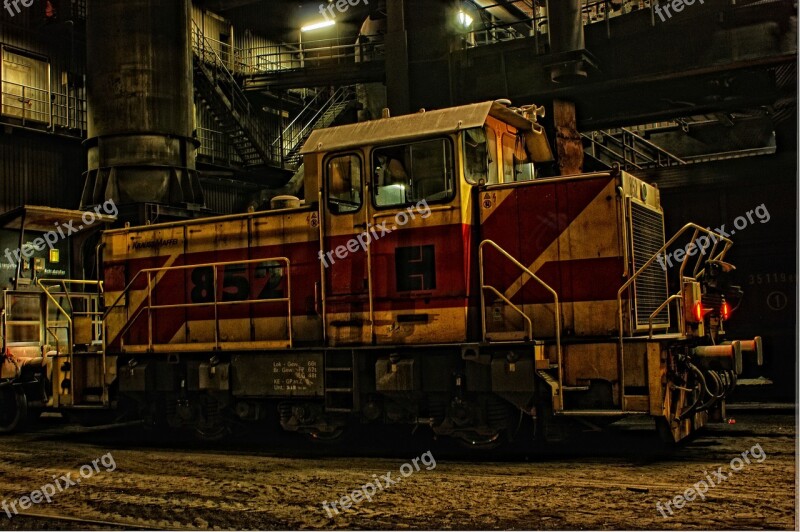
[302,101,554,348]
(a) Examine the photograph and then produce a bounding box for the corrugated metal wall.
[1,3,285,217]
[1,7,87,213]
[0,129,85,212]
[236,28,288,73]
[2,2,88,133]
[191,4,233,64]
[191,3,291,73]
[201,178,260,215]
[196,102,242,166]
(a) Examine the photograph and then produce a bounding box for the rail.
[479,239,563,408]
[583,128,686,170]
[617,222,733,340]
[620,128,686,167]
[35,280,106,406]
[191,21,274,163]
[187,26,384,75]
[1,80,86,134]
[467,0,772,48]
[273,88,330,163]
[248,35,385,72]
[615,223,733,404]
[104,257,293,352]
[274,85,354,165]
[196,126,238,165]
[648,294,683,339]
[465,0,661,48]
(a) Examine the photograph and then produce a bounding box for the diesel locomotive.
[0,101,762,445]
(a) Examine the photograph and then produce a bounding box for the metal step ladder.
[324,350,357,413]
[36,280,108,408]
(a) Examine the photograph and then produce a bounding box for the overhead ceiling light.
[457,10,473,28]
[301,20,336,32]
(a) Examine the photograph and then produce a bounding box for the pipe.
[545,0,587,82]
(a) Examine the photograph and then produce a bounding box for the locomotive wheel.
[195,417,232,441]
[0,384,27,434]
[306,427,347,444]
[454,430,503,450]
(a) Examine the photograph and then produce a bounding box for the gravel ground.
[0,413,795,530]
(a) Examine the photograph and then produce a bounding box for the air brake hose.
[678,381,704,421]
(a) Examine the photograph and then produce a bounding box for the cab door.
[367,136,467,345]
[321,152,373,346]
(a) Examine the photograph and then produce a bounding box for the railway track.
[12,510,189,530]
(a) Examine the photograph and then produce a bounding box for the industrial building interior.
[0,0,796,529]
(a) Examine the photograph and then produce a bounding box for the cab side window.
[327,154,362,214]
[463,127,498,185]
[373,138,454,208]
[502,133,535,183]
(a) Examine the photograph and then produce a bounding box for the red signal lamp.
[692,301,712,322]
[721,299,732,321]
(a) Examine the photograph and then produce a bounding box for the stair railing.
[192,21,272,165]
[275,85,355,165]
[478,239,563,408]
[35,279,106,406]
[273,88,332,156]
[620,128,686,167]
[583,127,687,170]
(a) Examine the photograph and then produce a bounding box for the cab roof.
[300,101,553,161]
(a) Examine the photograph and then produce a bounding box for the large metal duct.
[545,0,587,82]
[81,0,204,218]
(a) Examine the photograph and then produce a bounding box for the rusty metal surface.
[0,205,116,231]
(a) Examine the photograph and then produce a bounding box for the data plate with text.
[268,353,323,396]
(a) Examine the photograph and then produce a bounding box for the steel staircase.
[582,127,687,171]
[192,23,276,167]
[275,86,357,168]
